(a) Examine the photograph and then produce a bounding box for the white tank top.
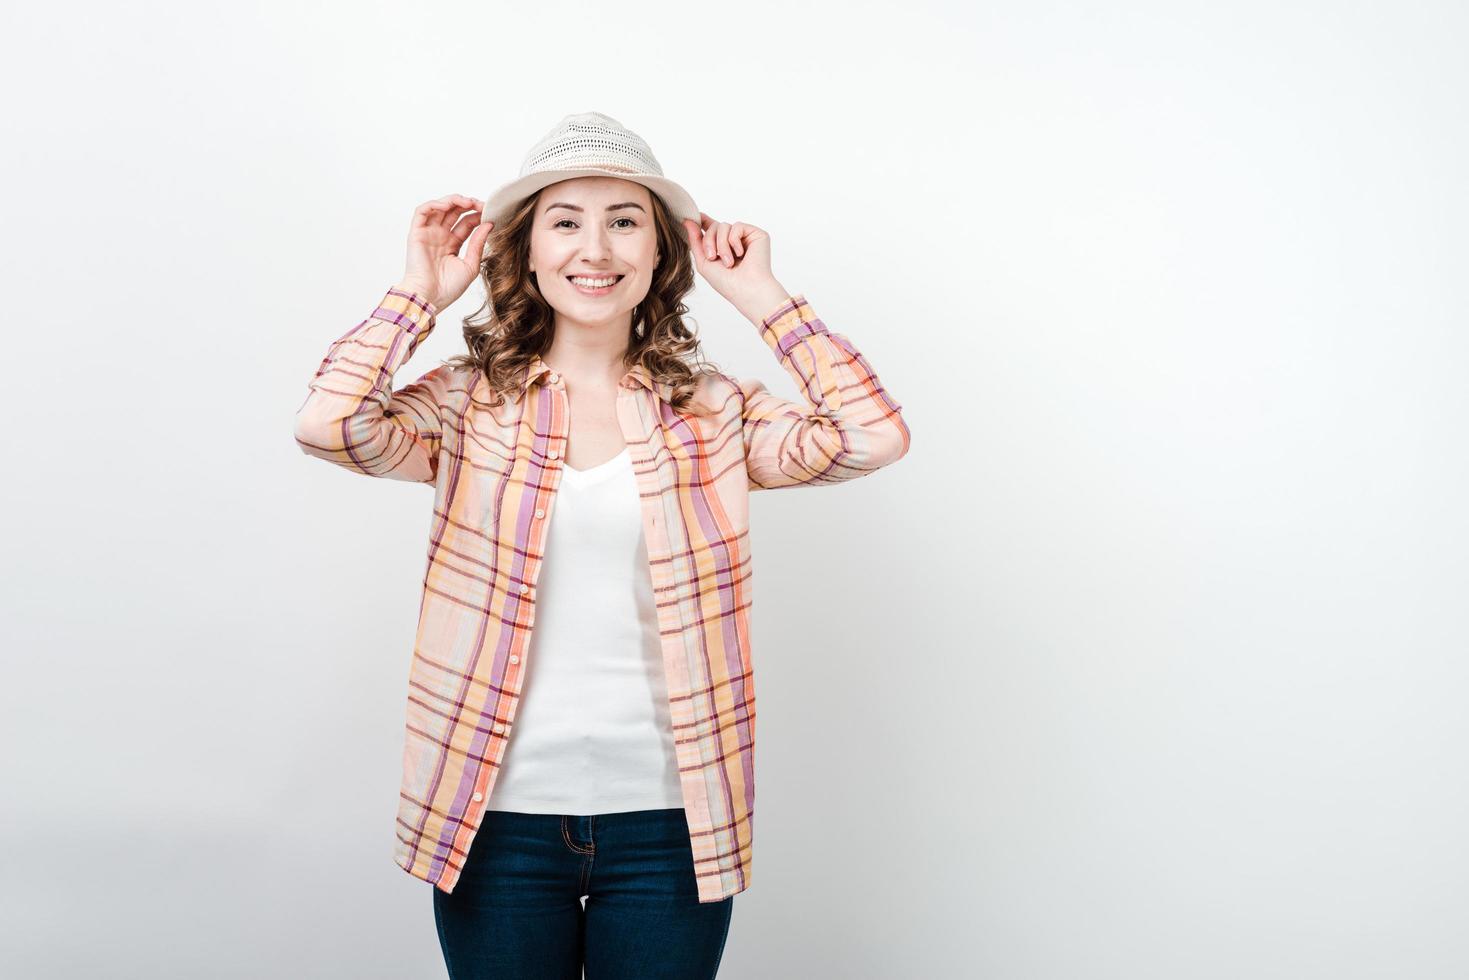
[485,445,685,815]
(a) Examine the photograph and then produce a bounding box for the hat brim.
[479,168,699,258]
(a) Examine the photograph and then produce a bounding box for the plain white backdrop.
[3,0,1466,977]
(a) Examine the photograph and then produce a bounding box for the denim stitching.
[585,815,597,896]
[561,815,594,855]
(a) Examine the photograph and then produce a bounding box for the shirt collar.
[519,354,677,404]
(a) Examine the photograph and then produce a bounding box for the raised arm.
[678,212,909,492]
[294,195,494,485]
[737,293,910,491]
[292,285,454,485]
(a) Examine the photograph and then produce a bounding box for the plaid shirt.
[294,284,910,903]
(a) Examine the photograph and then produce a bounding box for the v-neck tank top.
[484,445,685,814]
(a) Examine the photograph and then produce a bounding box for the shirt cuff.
[373,285,439,334]
[757,294,828,359]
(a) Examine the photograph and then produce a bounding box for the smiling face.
[527,175,661,333]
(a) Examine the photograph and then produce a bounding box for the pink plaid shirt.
[294,284,910,903]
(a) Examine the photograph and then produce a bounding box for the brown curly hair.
[444,186,723,413]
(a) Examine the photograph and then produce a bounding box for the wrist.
[395,279,439,310]
[738,280,793,325]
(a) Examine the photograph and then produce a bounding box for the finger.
[423,195,458,220]
[716,224,734,266]
[730,223,746,258]
[701,216,719,259]
[470,220,495,257]
[410,199,445,229]
[683,218,703,256]
[449,208,482,245]
[439,196,480,229]
[418,195,479,229]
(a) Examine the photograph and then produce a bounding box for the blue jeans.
[432,807,735,979]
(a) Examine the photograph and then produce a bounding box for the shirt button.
[549,450,560,460]
[518,583,529,594]
[548,372,560,383]
[509,655,519,664]
[534,508,545,518]
[494,723,506,733]
[471,792,483,802]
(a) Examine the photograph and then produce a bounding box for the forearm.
[739,294,910,489]
[293,284,448,483]
[736,279,795,326]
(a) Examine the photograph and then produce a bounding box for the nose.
[578,223,612,263]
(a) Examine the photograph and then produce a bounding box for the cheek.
[622,237,658,268]
[531,233,573,264]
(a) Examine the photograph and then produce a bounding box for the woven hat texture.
[480,111,698,257]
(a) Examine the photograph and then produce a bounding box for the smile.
[568,275,624,295]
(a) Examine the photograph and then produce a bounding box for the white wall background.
[3,0,1466,977]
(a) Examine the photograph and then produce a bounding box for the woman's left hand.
[682,213,789,319]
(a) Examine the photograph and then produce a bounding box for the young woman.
[294,112,910,979]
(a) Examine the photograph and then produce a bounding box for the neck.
[543,312,632,389]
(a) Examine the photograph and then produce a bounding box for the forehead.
[537,175,651,207]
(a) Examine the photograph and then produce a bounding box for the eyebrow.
[545,202,647,214]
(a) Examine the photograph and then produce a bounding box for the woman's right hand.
[397,195,495,310]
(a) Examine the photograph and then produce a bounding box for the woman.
[294,112,910,979]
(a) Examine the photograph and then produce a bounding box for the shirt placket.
[460,372,572,835]
[612,384,721,886]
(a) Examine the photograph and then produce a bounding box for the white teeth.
[569,276,620,288]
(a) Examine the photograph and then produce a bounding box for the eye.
[552,217,638,230]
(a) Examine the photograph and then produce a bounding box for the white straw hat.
[480,111,699,258]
